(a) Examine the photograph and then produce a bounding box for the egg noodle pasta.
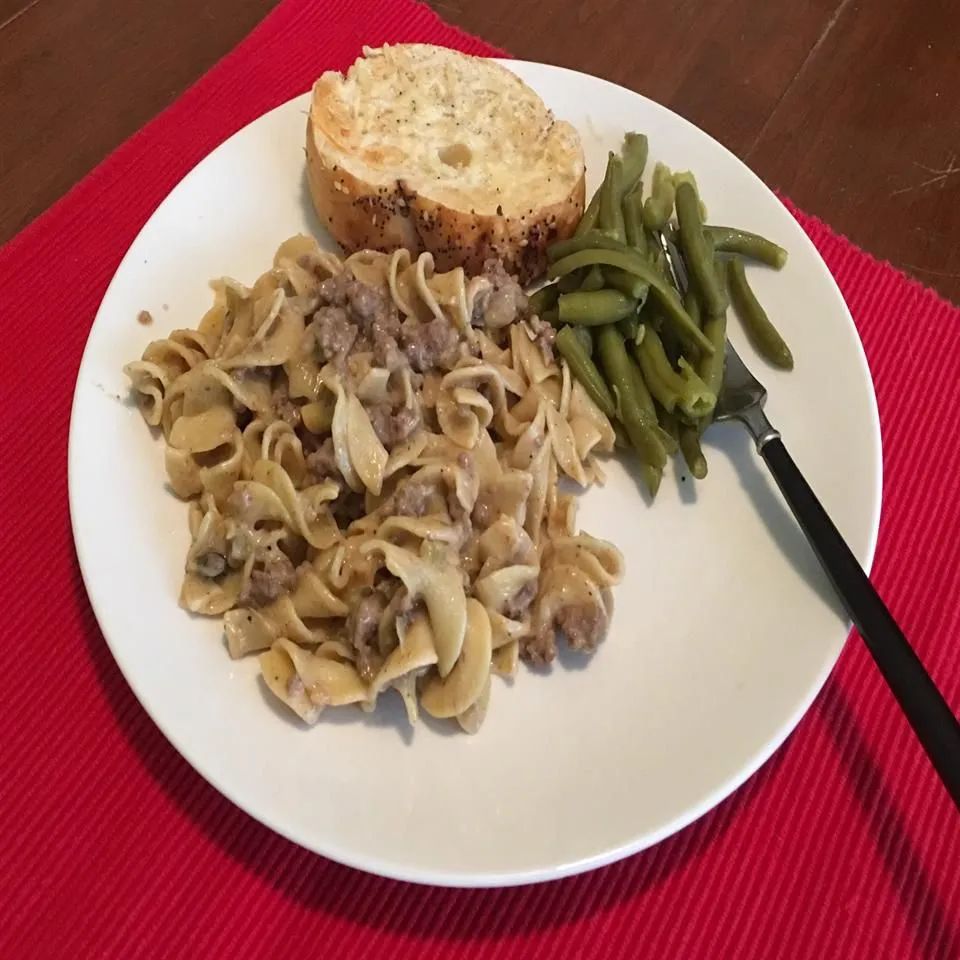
[124,235,623,733]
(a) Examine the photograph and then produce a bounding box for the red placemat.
[2,1,958,957]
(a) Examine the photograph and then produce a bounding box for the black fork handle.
[760,436,960,807]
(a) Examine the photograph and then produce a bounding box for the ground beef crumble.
[393,480,435,518]
[557,602,607,652]
[522,602,608,665]
[522,629,557,666]
[310,305,357,364]
[312,272,402,361]
[304,436,340,483]
[271,379,302,427]
[346,589,388,682]
[239,551,297,607]
[365,402,422,448]
[401,314,461,372]
[528,313,557,363]
[502,580,538,620]
[472,259,529,330]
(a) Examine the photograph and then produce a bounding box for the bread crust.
[304,48,585,285]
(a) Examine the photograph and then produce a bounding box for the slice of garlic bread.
[306,44,585,284]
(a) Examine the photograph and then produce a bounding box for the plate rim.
[68,59,883,887]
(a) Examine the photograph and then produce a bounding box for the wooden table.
[1,0,958,303]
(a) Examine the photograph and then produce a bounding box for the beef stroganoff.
[124,234,623,732]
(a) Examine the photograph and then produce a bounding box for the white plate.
[69,61,881,887]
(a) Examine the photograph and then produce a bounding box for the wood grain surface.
[1,0,957,302]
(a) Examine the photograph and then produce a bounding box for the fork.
[660,233,960,807]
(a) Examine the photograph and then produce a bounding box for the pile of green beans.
[539,132,793,497]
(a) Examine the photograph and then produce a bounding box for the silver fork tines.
[713,339,780,449]
[656,229,960,803]
[659,229,779,450]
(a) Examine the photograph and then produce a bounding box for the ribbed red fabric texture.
[1,1,958,957]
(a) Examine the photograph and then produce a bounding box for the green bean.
[605,268,649,303]
[547,229,628,263]
[568,325,594,357]
[619,315,640,343]
[643,226,672,282]
[628,354,656,419]
[705,225,788,269]
[620,314,648,351]
[528,284,559,317]
[676,181,728,316]
[676,359,716,418]
[642,162,675,230]
[683,289,702,330]
[623,357,676,452]
[660,321,683,367]
[580,265,606,291]
[639,296,660,328]
[547,247,715,357]
[613,421,663,496]
[622,183,647,254]
[620,132,649,196]
[558,289,638,325]
[648,238,668,281]
[679,425,708,479]
[634,327,716,419]
[575,188,601,237]
[687,263,726,452]
[596,327,668,471]
[654,425,680,455]
[641,463,663,498]
[642,301,679,366]
[629,356,678,460]
[658,407,680,447]
[597,154,625,241]
[726,258,793,370]
[715,253,729,300]
[673,170,708,221]
[635,334,681,412]
[557,271,584,293]
[555,326,615,416]
[697,311,727,408]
